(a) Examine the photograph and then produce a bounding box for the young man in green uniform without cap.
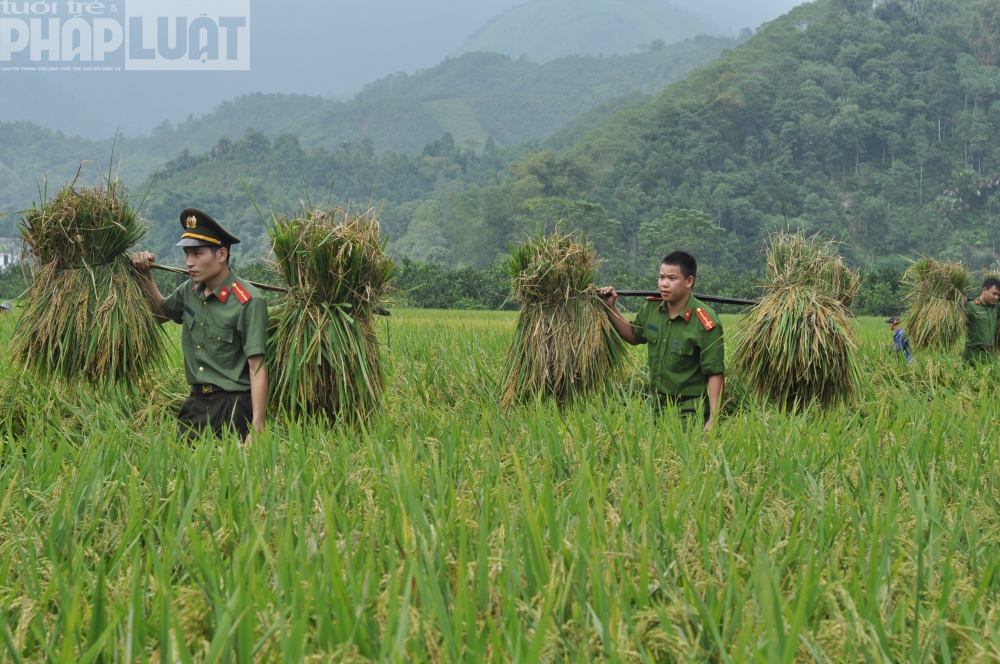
[963,276,1000,364]
[598,251,725,430]
[131,208,269,444]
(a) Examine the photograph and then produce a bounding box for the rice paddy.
[2,308,1000,662]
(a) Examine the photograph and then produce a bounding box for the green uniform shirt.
[160,271,268,392]
[632,296,726,399]
[964,299,997,350]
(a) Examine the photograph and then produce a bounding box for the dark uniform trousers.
[177,386,254,440]
[654,394,711,428]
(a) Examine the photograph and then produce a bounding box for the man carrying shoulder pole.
[963,276,1000,365]
[598,251,725,431]
[131,208,269,445]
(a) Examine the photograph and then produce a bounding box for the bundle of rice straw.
[501,233,626,407]
[900,258,970,351]
[266,206,394,421]
[11,175,166,387]
[730,233,861,409]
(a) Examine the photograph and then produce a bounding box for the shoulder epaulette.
[231,281,252,305]
[696,308,716,331]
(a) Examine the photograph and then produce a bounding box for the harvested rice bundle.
[901,258,970,351]
[266,206,394,421]
[501,233,626,407]
[11,177,166,387]
[730,233,861,409]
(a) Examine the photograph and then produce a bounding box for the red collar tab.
[975,299,981,305]
[696,308,716,331]
[218,287,230,304]
[683,309,692,322]
[231,281,252,305]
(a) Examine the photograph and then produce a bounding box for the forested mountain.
[456,0,715,62]
[450,0,1000,275]
[12,0,995,283]
[0,37,735,218]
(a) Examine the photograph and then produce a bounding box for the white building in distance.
[0,238,21,270]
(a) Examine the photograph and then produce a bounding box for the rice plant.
[2,310,1000,662]
[501,233,626,407]
[266,206,394,421]
[10,175,166,387]
[730,232,861,409]
[901,258,971,351]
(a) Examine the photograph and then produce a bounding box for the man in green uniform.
[598,251,725,430]
[963,276,1000,364]
[131,208,269,444]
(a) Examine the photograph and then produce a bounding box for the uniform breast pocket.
[207,326,238,362]
[181,314,202,348]
[668,340,698,371]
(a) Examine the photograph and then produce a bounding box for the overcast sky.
[0,0,803,137]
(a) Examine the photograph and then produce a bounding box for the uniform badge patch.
[696,308,715,331]
[218,287,230,304]
[684,309,692,322]
[647,323,659,332]
[232,282,252,305]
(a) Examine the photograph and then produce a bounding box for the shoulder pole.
[614,291,759,307]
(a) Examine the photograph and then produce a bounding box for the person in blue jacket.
[886,316,912,363]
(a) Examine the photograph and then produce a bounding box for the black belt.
[190,384,250,396]
[660,394,706,407]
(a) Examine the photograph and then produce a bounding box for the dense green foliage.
[438,0,1000,279]
[137,132,526,261]
[456,0,714,62]
[0,268,26,301]
[561,0,1000,273]
[3,310,1000,660]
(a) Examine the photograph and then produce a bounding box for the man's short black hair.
[983,276,1000,291]
[661,251,698,281]
[210,244,232,266]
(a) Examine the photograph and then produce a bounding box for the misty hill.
[0,36,736,218]
[445,0,1000,274]
[456,0,716,62]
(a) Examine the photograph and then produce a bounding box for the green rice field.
[1,309,999,662]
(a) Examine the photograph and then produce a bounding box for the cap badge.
[186,215,198,229]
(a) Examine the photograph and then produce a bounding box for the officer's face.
[983,286,1000,306]
[183,246,228,282]
[658,263,695,304]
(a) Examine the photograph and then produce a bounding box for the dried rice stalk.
[731,233,861,409]
[11,175,166,387]
[501,233,626,407]
[901,258,970,351]
[266,206,394,421]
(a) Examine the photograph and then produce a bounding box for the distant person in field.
[131,208,269,445]
[597,251,725,431]
[963,277,1000,365]
[885,316,912,363]
[0,301,11,315]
